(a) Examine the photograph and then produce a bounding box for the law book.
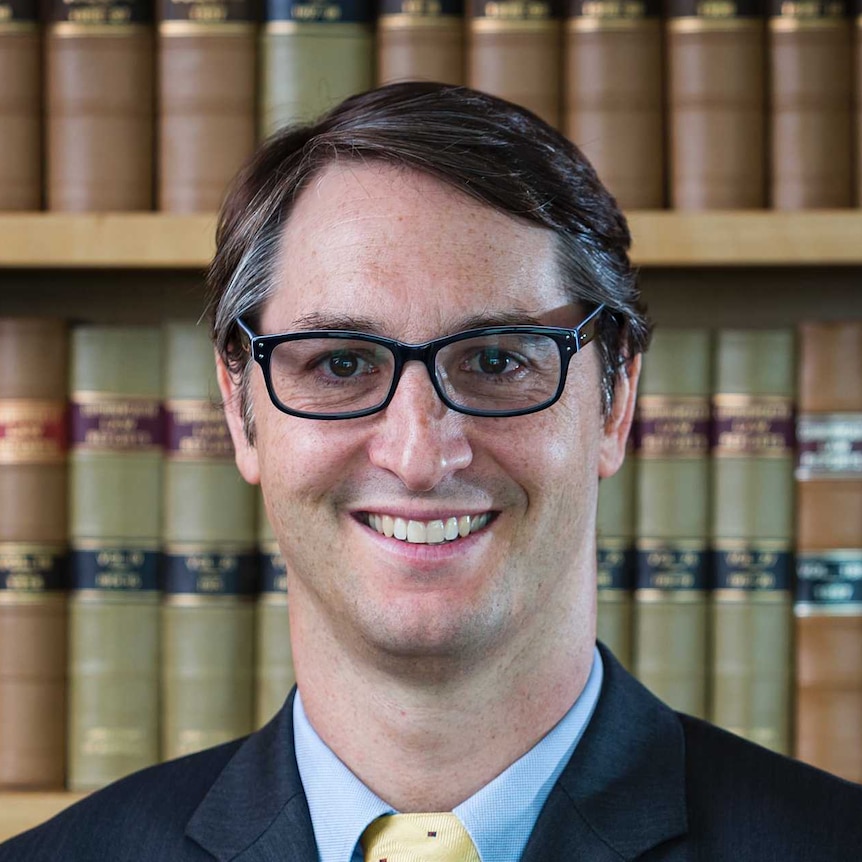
[634,329,711,719]
[562,0,663,209]
[156,0,257,212]
[0,0,41,210]
[259,0,374,137]
[794,321,862,783]
[67,326,162,791]
[596,447,636,670]
[255,500,294,727]
[376,0,464,86]
[44,0,154,211]
[467,0,561,128]
[0,319,68,789]
[667,0,766,209]
[768,0,853,209]
[161,322,257,760]
[710,330,795,755]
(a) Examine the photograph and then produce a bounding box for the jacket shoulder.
[680,713,862,860]
[0,739,245,862]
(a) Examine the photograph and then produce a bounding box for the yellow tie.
[361,813,481,862]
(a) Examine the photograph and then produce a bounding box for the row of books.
[597,323,862,785]
[1,317,860,790]
[1,0,861,212]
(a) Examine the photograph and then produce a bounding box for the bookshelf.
[1,210,861,838]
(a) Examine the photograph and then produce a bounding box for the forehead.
[263,162,566,339]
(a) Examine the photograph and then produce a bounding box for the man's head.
[208,82,649,443]
[210,83,649,675]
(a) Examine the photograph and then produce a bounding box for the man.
[2,83,860,861]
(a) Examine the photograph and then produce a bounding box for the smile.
[361,512,494,544]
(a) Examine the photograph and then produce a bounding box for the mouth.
[358,512,495,545]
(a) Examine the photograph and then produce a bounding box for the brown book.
[377,0,464,86]
[768,0,853,209]
[0,319,68,789]
[794,321,862,783]
[467,0,561,128]
[0,1,41,210]
[45,0,155,212]
[157,0,257,212]
[563,0,663,209]
[666,0,766,210]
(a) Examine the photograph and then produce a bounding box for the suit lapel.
[185,690,319,861]
[522,645,688,861]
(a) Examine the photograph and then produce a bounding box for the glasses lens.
[269,337,395,415]
[436,333,562,413]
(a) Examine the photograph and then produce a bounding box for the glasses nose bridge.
[389,340,445,403]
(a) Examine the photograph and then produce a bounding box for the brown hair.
[206,82,650,439]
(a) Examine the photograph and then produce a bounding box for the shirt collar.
[294,646,603,862]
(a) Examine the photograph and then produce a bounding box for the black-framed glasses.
[236,303,605,420]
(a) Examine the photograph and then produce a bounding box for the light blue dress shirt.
[294,646,603,862]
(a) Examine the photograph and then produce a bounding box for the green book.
[161,322,257,760]
[67,326,162,791]
[634,329,712,719]
[259,0,375,136]
[255,499,295,727]
[596,447,636,670]
[710,330,795,754]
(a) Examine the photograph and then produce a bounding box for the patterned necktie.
[361,813,481,862]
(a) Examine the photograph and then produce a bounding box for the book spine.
[768,0,853,209]
[259,0,374,136]
[794,321,862,783]
[376,0,464,86]
[0,0,41,209]
[44,0,154,212]
[255,501,295,727]
[0,319,68,789]
[596,448,636,669]
[161,322,257,760]
[710,330,795,754]
[562,0,663,209]
[467,0,561,128]
[67,326,162,791]
[156,0,257,212]
[634,329,711,719]
[666,0,765,209]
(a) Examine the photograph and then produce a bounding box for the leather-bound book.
[255,501,294,727]
[794,321,862,783]
[259,0,374,137]
[157,0,257,212]
[67,326,162,790]
[596,441,635,669]
[161,322,257,759]
[0,319,67,789]
[710,330,795,754]
[666,0,765,209]
[0,0,41,209]
[467,0,561,128]
[634,329,711,719]
[563,0,663,209]
[768,0,853,209]
[376,0,464,85]
[45,0,154,211]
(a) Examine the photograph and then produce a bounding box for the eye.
[475,348,519,375]
[326,351,367,378]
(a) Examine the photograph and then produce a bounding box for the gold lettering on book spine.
[0,399,66,465]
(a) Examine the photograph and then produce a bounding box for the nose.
[366,362,474,492]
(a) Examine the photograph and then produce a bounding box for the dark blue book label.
[259,548,288,594]
[70,547,160,592]
[597,543,635,590]
[795,552,862,609]
[714,546,793,592]
[163,550,258,595]
[48,0,154,24]
[264,0,373,23]
[0,546,66,592]
[636,544,710,591]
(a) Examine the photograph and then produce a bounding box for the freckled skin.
[217,162,638,810]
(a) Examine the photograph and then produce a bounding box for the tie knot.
[361,812,480,862]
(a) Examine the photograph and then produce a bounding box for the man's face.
[220,163,635,671]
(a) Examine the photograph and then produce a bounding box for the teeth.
[366,512,492,544]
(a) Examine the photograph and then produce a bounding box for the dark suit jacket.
[2,644,861,861]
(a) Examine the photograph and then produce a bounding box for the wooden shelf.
[0,792,88,842]
[0,211,859,269]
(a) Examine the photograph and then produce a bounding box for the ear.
[215,350,261,485]
[598,353,641,479]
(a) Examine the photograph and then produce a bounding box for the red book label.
[0,400,67,464]
[165,399,233,460]
[70,396,163,452]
